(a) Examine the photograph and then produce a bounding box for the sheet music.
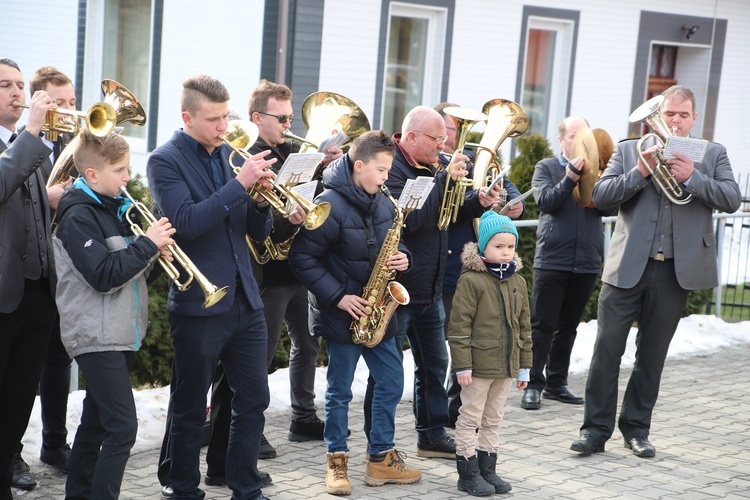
[487,166,512,192]
[398,177,435,210]
[318,131,348,152]
[497,187,536,215]
[276,153,326,185]
[663,136,708,163]
[288,180,318,211]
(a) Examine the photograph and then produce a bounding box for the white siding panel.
[318,0,384,121]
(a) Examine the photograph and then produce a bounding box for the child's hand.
[457,372,472,387]
[145,217,176,249]
[337,294,372,320]
[386,252,409,272]
[517,380,528,390]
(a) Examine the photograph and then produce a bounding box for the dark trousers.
[65,351,136,500]
[442,292,462,425]
[168,294,269,500]
[262,283,320,423]
[0,278,54,500]
[529,269,597,391]
[40,315,72,449]
[581,259,689,441]
[157,362,228,486]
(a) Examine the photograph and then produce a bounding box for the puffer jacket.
[447,242,532,379]
[53,182,159,358]
[288,153,411,344]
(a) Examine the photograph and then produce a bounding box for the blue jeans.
[168,294,269,500]
[382,301,450,442]
[325,338,403,455]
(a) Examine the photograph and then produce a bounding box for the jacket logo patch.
[84,239,93,248]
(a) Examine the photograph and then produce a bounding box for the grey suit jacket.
[0,131,56,313]
[592,138,741,291]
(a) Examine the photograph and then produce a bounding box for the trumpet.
[13,100,116,141]
[437,106,487,230]
[119,186,229,309]
[220,120,331,230]
[628,95,692,205]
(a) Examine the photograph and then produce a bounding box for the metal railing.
[513,212,750,319]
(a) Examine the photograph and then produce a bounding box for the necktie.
[8,132,18,144]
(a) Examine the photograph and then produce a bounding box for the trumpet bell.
[86,102,117,137]
[303,201,330,230]
[224,120,259,151]
[202,284,229,309]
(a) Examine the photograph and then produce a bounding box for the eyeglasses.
[257,111,294,124]
[416,131,449,145]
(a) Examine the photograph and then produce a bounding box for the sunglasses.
[257,111,294,124]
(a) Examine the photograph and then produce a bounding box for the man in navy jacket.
[147,74,274,500]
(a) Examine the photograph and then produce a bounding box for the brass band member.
[571,86,741,458]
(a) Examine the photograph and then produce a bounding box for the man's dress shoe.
[11,453,37,490]
[542,385,584,405]
[624,436,656,457]
[520,388,541,410]
[570,434,605,455]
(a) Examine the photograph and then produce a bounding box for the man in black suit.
[0,57,58,500]
[147,74,274,500]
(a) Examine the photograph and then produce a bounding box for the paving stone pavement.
[14,344,750,499]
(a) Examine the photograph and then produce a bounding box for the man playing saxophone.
[288,130,421,495]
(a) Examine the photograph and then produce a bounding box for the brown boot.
[326,452,351,495]
[364,449,422,487]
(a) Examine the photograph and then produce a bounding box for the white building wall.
[1,0,79,129]
[318,0,385,121]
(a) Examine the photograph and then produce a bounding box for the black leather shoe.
[288,415,324,442]
[205,472,272,487]
[40,443,71,474]
[570,434,605,455]
[11,453,37,490]
[624,436,655,458]
[521,388,541,410]
[160,484,174,500]
[416,433,456,459]
[542,386,584,405]
[259,434,276,459]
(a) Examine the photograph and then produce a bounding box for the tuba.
[571,127,613,208]
[436,107,487,230]
[628,95,692,205]
[351,186,411,347]
[120,186,228,309]
[46,80,147,188]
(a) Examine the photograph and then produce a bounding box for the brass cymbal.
[592,127,614,170]
[571,126,599,207]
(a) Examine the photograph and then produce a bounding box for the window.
[102,0,152,139]
[381,3,447,135]
[518,13,576,143]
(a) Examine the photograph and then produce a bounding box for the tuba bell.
[436,106,487,230]
[628,95,692,205]
[46,80,147,188]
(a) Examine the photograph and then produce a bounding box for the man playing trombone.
[571,85,741,458]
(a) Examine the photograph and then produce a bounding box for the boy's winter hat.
[477,211,518,253]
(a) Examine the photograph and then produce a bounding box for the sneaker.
[326,451,351,495]
[364,449,422,486]
[40,443,71,474]
[11,453,37,490]
[288,415,325,442]
[416,433,456,459]
[259,434,277,459]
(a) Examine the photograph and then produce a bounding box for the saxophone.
[351,186,411,347]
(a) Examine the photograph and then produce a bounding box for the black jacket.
[288,153,411,344]
[385,134,485,304]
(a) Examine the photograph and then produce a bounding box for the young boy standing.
[53,129,175,500]
[447,211,532,496]
[289,130,422,495]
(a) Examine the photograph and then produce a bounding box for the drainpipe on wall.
[276,0,289,84]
